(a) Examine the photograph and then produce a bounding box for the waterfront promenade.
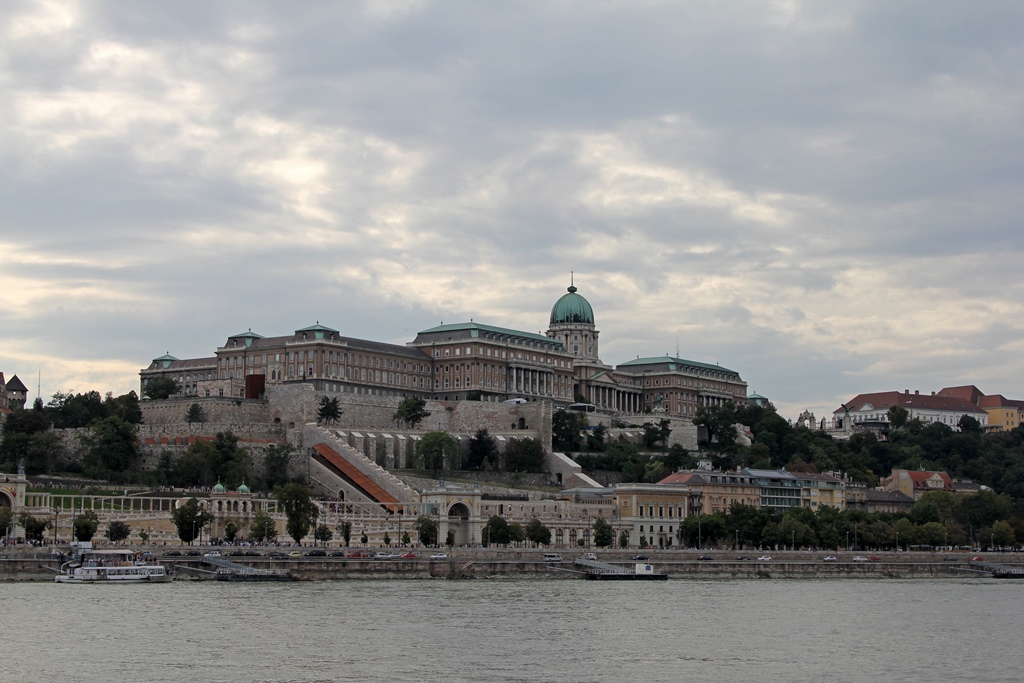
[5,546,1019,581]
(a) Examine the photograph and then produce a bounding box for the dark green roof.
[618,355,738,375]
[550,285,594,325]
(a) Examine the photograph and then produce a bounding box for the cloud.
[1,0,1023,421]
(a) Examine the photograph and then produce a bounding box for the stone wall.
[140,396,270,426]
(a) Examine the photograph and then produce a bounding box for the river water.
[2,578,1021,683]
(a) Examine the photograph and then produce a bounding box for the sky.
[2,0,1023,422]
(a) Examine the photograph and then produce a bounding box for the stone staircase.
[304,425,419,503]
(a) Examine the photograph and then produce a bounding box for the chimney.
[905,389,909,394]
[915,390,919,395]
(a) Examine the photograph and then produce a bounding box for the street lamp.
[895,531,899,552]
[846,531,850,551]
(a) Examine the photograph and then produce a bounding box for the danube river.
[2,578,1021,683]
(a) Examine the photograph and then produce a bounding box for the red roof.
[905,470,953,490]
[835,391,983,415]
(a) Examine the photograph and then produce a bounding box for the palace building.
[140,282,748,417]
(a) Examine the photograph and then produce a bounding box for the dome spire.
[568,270,577,294]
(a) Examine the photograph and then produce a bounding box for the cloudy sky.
[2,0,1023,421]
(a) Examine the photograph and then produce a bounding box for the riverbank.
[5,547,1020,581]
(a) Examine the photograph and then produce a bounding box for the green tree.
[339,521,352,547]
[186,402,206,424]
[693,403,738,451]
[526,518,551,546]
[415,431,459,471]
[276,483,320,544]
[887,405,909,430]
[361,531,369,545]
[144,377,179,400]
[466,428,498,470]
[552,410,587,452]
[991,520,1015,548]
[508,522,526,546]
[80,416,139,480]
[445,529,455,547]
[504,437,545,472]
[73,510,99,542]
[249,510,277,543]
[105,391,143,424]
[262,444,295,490]
[316,396,342,426]
[401,531,411,546]
[643,419,672,449]
[482,515,511,545]
[618,529,629,548]
[105,520,131,543]
[224,521,239,543]
[18,512,50,541]
[592,517,614,547]
[314,523,334,546]
[415,515,438,545]
[170,497,214,544]
[383,531,392,546]
[394,397,431,429]
[0,508,13,538]
[958,414,982,434]
[138,529,150,544]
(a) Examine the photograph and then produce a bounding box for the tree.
[383,531,392,546]
[262,444,295,490]
[144,377,179,400]
[592,517,614,548]
[415,431,459,471]
[482,515,511,546]
[526,518,551,546]
[508,522,526,546]
[0,508,12,538]
[314,524,334,546]
[186,403,206,425]
[504,437,545,472]
[618,530,629,548]
[105,520,131,543]
[887,405,909,430]
[80,416,139,480]
[138,529,150,544]
[361,531,369,546]
[466,429,498,470]
[958,414,982,434]
[339,521,352,547]
[18,512,50,541]
[445,530,455,547]
[249,510,277,544]
[401,531,411,546]
[316,396,342,426]
[224,521,239,543]
[552,410,587,452]
[643,419,672,448]
[415,515,439,546]
[394,397,431,429]
[73,511,99,542]
[276,483,320,544]
[170,497,214,545]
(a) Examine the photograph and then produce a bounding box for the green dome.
[237,480,250,494]
[550,285,594,325]
[212,480,226,494]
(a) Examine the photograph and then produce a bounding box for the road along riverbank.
[5,548,1020,581]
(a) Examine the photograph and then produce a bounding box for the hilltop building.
[832,389,990,433]
[0,372,28,411]
[140,282,748,417]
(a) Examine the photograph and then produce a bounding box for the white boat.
[55,542,170,584]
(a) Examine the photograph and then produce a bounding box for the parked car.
[735,555,749,561]
[583,553,598,561]
[698,555,714,561]
[305,549,327,557]
[244,550,261,556]
[400,552,417,559]
[288,551,302,557]
[943,557,959,562]
[631,555,650,561]
[430,553,448,560]
[971,556,984,562]
[329,551,347,557]
[852,556,868,562]
[542,553,564,562]
[267,551,287,558]
[228,550,245,556]
[757,556,772,562]
[164,550,182,557]
[867,556,882,562]
[347,551,368,558]
[203,551,221,557]
[185,550,201,556]
[822,556,838,562]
